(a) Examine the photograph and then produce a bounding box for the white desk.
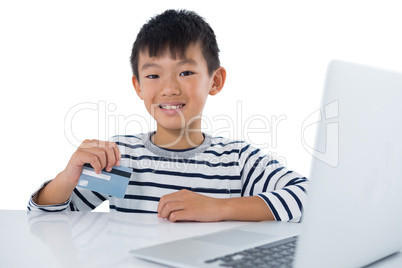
[1,210,401,267]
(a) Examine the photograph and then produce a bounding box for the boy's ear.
[132,75,144,100]
[209,67,226,96]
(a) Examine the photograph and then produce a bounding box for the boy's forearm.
[33,171,76,206]
[220,196,275,221]
[158,190,275,222]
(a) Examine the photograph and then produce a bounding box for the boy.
[28,9,308,222]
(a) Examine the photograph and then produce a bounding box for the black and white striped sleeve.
[238,143,309,223]
[27,180,109,212]
[27,180,71,212]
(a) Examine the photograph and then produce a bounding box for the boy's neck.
[152,128,204,150]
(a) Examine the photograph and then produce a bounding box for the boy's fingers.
[168,210,188,222]
[88,148,108,173]
[157,192,181,214]
[159,202,184,219]
[104,146,117,171]
[79,140,121,170]
[110,142,121,166]
[157,190,193,215]
[77,151,102,174]
[80,139,100,149]
[157,197,167,215]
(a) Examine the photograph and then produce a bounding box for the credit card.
[77,163,132,198]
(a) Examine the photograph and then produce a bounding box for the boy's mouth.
[159,104,185,110]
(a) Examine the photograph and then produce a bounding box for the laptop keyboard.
[204,236,298,268]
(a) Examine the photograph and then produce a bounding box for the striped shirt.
[28,132,308,222]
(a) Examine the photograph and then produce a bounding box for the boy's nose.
[160,76,181,97]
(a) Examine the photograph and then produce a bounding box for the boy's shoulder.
[208,135,247,149]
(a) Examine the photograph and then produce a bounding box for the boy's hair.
[130,9,220,80]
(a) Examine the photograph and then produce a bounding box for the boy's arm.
[157,190,275,222]
[158,143,308,223]
[30,139,120,209]
[33,171,78,206]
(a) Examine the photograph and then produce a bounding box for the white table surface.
[1,210,402,268]
[0,210,264,267]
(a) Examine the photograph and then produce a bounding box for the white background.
[1,0,402,210]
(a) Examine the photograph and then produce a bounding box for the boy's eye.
[179,71,194,77]
[146,74,159,79]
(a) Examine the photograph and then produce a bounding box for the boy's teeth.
[161,104,183,109]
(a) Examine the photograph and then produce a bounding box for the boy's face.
[132,42,225,135]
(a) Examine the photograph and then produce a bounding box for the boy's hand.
[34,139,121,206]
[62,139,121,186]
[157,189,224,222]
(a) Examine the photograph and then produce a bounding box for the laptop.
[130,60,402,268]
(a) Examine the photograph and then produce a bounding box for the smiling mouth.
[159,104,185,110]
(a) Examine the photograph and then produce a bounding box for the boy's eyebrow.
[141,59,198,71]
[176,59,198,67]
[141,63,161,71]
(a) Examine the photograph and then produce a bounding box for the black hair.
[130,9,220,80]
